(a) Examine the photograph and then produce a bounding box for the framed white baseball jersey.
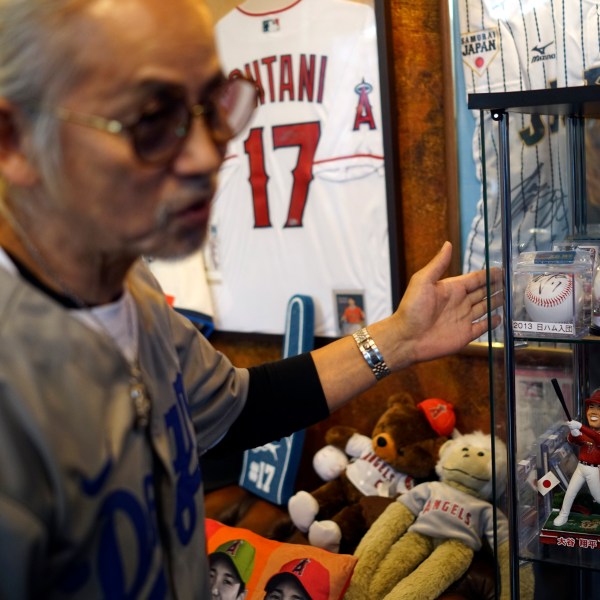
[205,0,393,336]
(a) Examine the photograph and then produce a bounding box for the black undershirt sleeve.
[206,353,329,457]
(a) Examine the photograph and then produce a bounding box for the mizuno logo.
[532,41,554,55]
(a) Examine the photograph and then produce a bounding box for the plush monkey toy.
[345,431,534,600]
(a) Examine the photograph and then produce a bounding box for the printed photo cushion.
[205,518,357,600]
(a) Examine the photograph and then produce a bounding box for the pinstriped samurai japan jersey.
[459,0,600,275]
[205,0,393,337]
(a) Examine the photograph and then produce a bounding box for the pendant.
[130,365,150,429]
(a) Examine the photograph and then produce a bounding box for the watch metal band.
[352,327,391,381]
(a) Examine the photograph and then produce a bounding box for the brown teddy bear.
[287,392,455,554]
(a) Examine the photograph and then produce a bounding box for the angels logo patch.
[353,79,376,130]
[461,28,499,77]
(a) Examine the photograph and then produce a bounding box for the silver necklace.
[0,202,151,429]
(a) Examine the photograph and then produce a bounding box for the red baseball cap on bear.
[417,398,456,437]
[264,557,330,600]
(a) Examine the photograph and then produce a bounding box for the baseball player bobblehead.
[206,0,393,336]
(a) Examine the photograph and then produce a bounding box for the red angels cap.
[264,557,330,600]
[417,398,456,437]
[585,389,600,407]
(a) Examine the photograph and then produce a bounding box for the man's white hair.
[0,0,93,198]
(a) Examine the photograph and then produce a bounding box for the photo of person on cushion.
[0,0,500,597]
[209,539,256,599]
[263,557,329,600]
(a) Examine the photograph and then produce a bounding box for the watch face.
[353,329,391,380]
[353,328,368,342]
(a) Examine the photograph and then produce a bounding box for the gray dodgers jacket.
[0,259,262,598]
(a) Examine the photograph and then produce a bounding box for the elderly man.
[0,0,497,597]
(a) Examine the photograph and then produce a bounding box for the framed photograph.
[201,0,401,338]
[334,290,366,336]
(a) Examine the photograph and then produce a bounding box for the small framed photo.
[334,290,366,336]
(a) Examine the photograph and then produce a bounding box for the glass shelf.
[470,85,600,598]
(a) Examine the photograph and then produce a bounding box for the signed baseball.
[524,274,577,323]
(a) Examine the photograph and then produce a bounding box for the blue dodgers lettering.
[144,472,159,549]
[164,373,202,546]
[97,484,164,598]
[59,374,201,596]
[65,471,164,596]
[80,459,113,496]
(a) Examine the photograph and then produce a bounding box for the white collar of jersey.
[0,245,139,364]
[0,246,18,275]
[70,290,139,365]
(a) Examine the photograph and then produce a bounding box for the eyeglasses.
[55,77,257,166]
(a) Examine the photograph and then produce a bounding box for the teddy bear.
[344,430,535,600]
[287,392,456,554]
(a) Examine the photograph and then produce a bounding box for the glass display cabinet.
[468,86,600,598]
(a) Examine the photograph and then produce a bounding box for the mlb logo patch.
[263,18,280,32]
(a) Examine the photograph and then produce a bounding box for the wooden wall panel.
[388,0,450,276]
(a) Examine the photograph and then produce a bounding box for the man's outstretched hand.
[390,241,501,366]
